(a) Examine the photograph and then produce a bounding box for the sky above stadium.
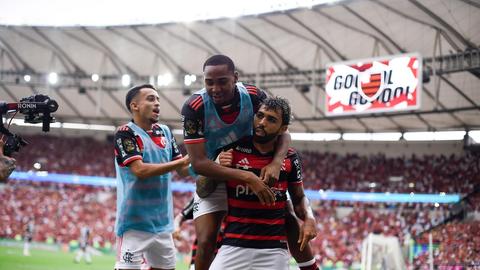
[0,0,339,27]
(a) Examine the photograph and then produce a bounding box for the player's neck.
[132,117,153,131]
[253,140,276,155]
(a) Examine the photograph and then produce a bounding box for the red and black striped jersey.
[222,136,303,249]
[114,123,182,167]
[181,84,266,145]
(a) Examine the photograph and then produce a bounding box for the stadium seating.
[13,135,480,194]
[1,180,479,267]
[4,134,480,267]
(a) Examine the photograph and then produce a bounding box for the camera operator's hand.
[0,140,16,182]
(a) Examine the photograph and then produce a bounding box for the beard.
[253,127,278,144]
[149,117,159,124]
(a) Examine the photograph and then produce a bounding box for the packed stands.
[2,180,479,267]
[13,135,480,193]
[3,134,480,267]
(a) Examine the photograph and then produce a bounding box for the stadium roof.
[0,0,338,26]
[0,0,479,133]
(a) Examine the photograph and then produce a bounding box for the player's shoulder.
[286,147,300,159]
[243,83,264,96]
[242,83,267,103]
[115,124,134,137]
[183,93,204,112]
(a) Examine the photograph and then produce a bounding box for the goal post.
[361,233,406,270]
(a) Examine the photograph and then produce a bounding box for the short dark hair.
[202,54,235,73]
[260,96,291,126]
[125,84,156,112]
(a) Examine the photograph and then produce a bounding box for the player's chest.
[231,151,292,173]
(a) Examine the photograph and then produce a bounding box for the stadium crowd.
[1,180,479,267]
[3,134,479,267]
[13,135,480,194]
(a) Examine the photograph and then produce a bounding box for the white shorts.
[209,245,290,270]
[193,182,227,220]
[115,230,176,270]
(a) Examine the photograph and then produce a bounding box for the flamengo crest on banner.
[325,53,422,116]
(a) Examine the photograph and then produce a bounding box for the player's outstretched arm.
[260,131,291,184]
[288,183,317,251]
[186,142,275,206]
[129,156,189,179]
[174,155,192,177]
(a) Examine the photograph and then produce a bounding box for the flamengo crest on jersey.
[196,82,254,160]
[115,122,175,236]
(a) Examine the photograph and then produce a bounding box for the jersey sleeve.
[244,84,267,113]
[181,94,206,144]
[170,135,183,160]
[114,126,142,167]
[287,150,303,186]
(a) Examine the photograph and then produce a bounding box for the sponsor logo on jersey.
[123,138,136,153]
[235,146,252,154]
[236,184,255,197]
[117,138,127,157]
[236,157,250,170]
[185,119,197,135]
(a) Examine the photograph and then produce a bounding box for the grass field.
[0,246,190,270]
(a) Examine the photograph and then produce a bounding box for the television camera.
[0,94,58,156]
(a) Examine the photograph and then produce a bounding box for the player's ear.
[234,71,239,83]
[130,101,139,112]
[279,125,288,134]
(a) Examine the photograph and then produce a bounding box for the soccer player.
[23,219,34,256]
[74,226,92,264]
[181,54,285,270]
[114,84,191,270]
[173,198,224,270]
[209,97,317,270]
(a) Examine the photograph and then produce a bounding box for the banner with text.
[325,54,422,115]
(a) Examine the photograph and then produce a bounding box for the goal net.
[361,233,406,270]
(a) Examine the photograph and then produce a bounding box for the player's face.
[204,64,238,106]
[133,88,160,124]
[253,105,287,144]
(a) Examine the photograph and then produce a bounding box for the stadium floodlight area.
[10,171,460,204]
[10,118,116,131]
[290,132,342,141]
[403,131,466,141]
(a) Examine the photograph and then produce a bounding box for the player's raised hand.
[298,217,317,251]
[218,149,233,167]
[181,155,190,166]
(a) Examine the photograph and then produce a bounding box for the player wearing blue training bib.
[114,84,190,270]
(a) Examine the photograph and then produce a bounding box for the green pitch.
[0,246,190,270]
